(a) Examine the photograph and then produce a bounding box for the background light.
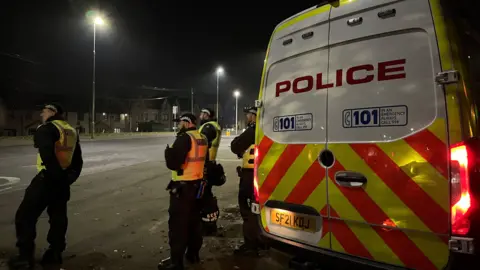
[94,17,104,25]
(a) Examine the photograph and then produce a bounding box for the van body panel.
[327,1,449,268]
[253,0,478,269]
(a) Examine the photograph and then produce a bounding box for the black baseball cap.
[41,103,64,114]
[243,106,257,115]
[173,113,197,125]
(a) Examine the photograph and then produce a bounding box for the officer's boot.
[40,249,62,269]
[233,243,260,257]
[157,257,184,270]
[203,222,218,236]
[185,250,200,264]
[7,252,34,270]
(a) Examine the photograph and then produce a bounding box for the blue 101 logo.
[274,116,296,131]
[343,108,380,128]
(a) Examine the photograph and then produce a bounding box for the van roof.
[274,5,318,32]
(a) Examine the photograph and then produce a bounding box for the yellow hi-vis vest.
[242,144,255,169]
[36,120,78,172]
[171,130,208,181]
[198,121,222,161]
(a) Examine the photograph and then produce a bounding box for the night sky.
[1,0,320,120]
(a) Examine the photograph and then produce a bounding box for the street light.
[216,66,224,119]
[233,90,240,134]
[90,15,105,139]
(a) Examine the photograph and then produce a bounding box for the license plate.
[270,209,317,232]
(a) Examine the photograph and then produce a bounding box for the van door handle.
[335,171,367,187]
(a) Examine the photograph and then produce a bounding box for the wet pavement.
[0,136,291,270]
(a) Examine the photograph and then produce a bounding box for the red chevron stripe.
[330,208,373,259]
[256,136,274,167]
[320,206,329,238]
[329,160,437,270]
[404,129,448,179]
[350,144,448,234]
[259,144,306,204]
[285,162,326,204]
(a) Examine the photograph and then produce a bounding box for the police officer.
[230,106,267,256]
[160,113,208,270]
[198,108,223,235]
[9,103,83,270]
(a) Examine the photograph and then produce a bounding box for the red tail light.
[450,143,472,235]
[253,146,260,203]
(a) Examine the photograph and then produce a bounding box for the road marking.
[0,176,22,194]
[0,176,21,187]
[149,216,169,234]
[0,186,12,193]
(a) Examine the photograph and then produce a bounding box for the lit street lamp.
[233,90,240,134]
[216,67,224,119]
[91,15,105,139]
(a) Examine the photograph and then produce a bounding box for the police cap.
[243,106,257,115]
[200,108,215,117]
[42,103,64,115]
[173,112,197,125]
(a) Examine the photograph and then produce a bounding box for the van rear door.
[325,0,449,269]
[257,6,331,249]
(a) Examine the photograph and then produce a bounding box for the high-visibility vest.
[171,130,208,181]
[199,121,222,161]
[242,144,255,169]
[36,120,78,172]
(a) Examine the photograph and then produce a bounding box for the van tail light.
[450,143,473,235]
[253,145,260,203]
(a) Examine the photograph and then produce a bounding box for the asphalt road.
[0,136,291,270]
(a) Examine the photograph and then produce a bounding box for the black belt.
[173,180,202,185]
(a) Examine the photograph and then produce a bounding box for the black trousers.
[15,172,70,257]
[168,181,203,266]
[200,185,220,234]
[238,169,263,248]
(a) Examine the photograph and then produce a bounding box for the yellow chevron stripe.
[304,183,329,249]
[261,208,268,230]
[331,234,345,254]
[404,230,449,269]
[269,145,323,201]
[376,140,449,211]
[330,144,435,231]
[427,118,447,144]
[317,230,330,249]
[257,142,287,186]
[332,144,447,267]
[303,179,328,212]
[328,179,403,266]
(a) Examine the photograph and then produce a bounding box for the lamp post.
[233,90,240,134]
[216,67,224,119]
[91,16,104,139]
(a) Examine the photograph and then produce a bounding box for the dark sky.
[1,0,320,119]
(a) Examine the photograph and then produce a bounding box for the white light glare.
[94,17,105,25]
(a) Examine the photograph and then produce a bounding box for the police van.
[252,0,479,269]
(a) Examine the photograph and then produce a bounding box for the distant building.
[0,98,190,136]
